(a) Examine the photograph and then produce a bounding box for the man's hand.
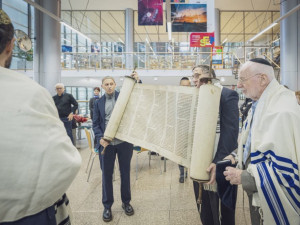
[100,138,109,148]
[223,167,243,185]
[68,113,73,121]
[131,71,140,82]
[205,163,216,185]
[223,154,236,164]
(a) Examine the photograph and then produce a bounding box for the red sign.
[190,32,214,47]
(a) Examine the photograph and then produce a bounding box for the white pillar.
[280,0,300,90]
[214,8,220,46]
[34,0,61,95]
[125,8,134,69]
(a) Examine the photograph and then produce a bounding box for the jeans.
[60,117,74,144]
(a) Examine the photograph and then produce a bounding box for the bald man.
[224,58,300,225]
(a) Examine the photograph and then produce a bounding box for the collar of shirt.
[105,92,115,100]
[251,100,258,114]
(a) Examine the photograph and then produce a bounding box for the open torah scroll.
[104,77,221,181]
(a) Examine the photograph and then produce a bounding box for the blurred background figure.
[53,83,78,144]
[89,87,100,120]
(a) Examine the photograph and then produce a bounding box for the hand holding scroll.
[100,138,109,148]
[131,71,140,83]
[205,163,216,185]
[223,167,242,185]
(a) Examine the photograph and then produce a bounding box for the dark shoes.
[122,203,134,216]
[103,208,112,222]
[179,177,184,183]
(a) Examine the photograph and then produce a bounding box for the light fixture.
[167,22,172,41]
[24,0,92,42]
[118,38,124,44]
[248,3,300,42]
[222,38,228,44]
[248,23,277,42]
[154,77,158,81]
[61,22,92,42]
[220,77,225,82]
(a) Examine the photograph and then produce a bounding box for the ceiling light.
[222,38,228,44]
[24,0,92,42]
[154,77,158,81]
[118,38,124,44]
[248,23,277,42]
[248,2,300,42]
[167,22,172,41]
[272,38,280,43]
[61,22,92,42]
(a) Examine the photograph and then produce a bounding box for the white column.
[280,0,300,90]
[34,0,61,95]
[214,8,220,46]
[125,8,134,69]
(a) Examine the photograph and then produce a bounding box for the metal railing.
[61,51,239,71]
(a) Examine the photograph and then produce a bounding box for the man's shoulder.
[0,67,49,97]
[221,87,238,100]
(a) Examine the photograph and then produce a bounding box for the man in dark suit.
[192,65,239,225]
[93,76,137,222]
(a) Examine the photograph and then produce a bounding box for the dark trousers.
[60,117,74,144]
[99,142,133,209]
[0,206,56,225]
[193,181,236,225]
[178,165,185,178]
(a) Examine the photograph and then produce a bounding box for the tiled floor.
[67,139,251,225]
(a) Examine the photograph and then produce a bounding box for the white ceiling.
[61,0,280,11]
[61,0,281,44]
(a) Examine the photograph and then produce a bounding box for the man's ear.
[260,74,269,86]
[5,38,15,54]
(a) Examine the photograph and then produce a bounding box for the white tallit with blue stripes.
[238,79,300,225]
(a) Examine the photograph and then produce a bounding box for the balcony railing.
[61,52,240,71]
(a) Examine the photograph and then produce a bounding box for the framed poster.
[190,32,214,47]
[163,0,185,2]
[211,46,223,65]
[138,0,163,25]
[170,4,207,32]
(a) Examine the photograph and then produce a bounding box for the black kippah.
[249,58,272,67]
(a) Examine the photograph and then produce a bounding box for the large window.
[2,0,33,70]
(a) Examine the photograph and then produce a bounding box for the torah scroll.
[104,76,221,181]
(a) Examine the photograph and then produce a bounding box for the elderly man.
[224,58,300,225]
[0,10,81,224]
[93,75,139,222]
[53,83,78,144]
[192,65,239,225]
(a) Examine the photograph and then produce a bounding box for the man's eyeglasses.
[56,88,63,90]
[237,73,262,84]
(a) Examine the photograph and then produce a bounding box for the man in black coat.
[53,83,78,144]
[192,65,239,225]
